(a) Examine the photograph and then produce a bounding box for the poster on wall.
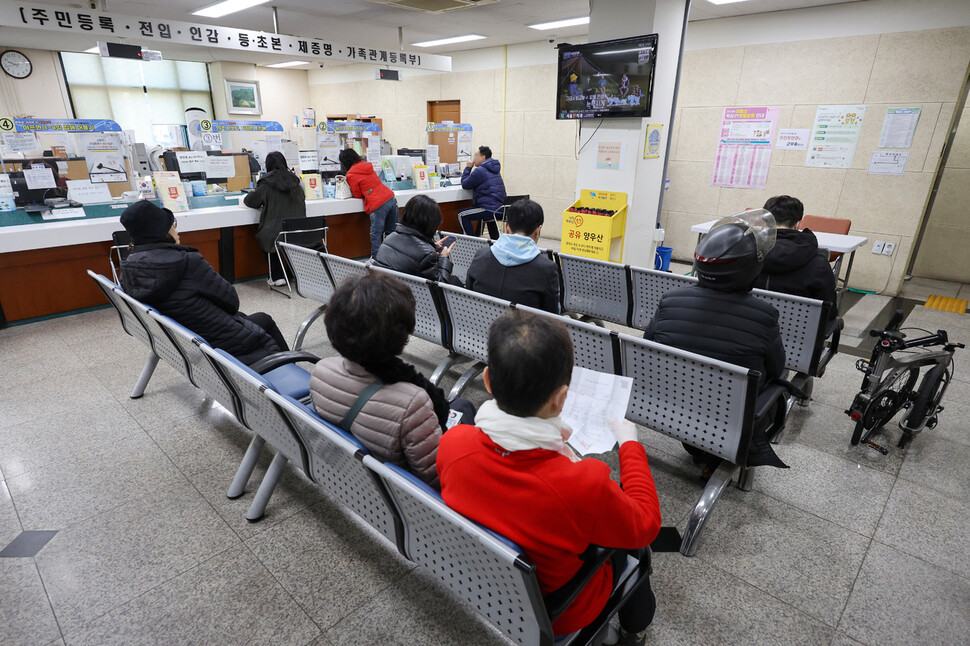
[84,133,127,183]
[457,131,472,163]
[805,105,866,169]
[596,141,623,170]
[867,151,909,176]
[711,107,779,189]
[775,128,809,150]
[878,107,920,149]
[643,124,663,159]
[316,132,341,172]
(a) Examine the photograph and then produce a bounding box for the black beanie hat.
[120,200,175,245]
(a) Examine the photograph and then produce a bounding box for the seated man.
[645,211,787,473]
[438,310,660,645]
[465,199,560,313]
[754,195,838,318]
[458,146,506,239]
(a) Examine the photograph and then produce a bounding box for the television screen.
[556,34,658,120]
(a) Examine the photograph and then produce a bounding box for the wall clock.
[1,50,32,79]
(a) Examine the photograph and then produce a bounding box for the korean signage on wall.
[0,117,122,133]
[200,119,283,132]
[1,1,452,72]
[320,121,381,133]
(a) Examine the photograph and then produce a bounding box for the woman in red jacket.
[339,148,398,258]
[437,310,661,645]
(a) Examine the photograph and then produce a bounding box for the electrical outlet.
[882,242,896,256]
[871,240,885,254]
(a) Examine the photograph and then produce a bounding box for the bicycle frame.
[856,348,952,410]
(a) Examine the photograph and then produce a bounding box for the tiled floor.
[899,276,970,307]
[1,281,968,646]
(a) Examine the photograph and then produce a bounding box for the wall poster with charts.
[711,107,779,190]
[805,105,866,169]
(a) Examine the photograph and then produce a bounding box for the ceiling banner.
[0,1,452,72]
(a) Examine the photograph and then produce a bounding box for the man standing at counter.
[458,146,506,240]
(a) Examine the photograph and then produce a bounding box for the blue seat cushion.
[263,363,311,400]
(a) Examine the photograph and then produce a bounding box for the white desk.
[690,219,869,307]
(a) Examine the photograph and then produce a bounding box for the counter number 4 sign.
[0,117,15,132]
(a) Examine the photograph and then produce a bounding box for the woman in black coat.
[243,151,306,285]
[119,201,288,366]
[373,194,461,285]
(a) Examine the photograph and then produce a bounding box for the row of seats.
[278,243,788,555]
[88,269,652,646]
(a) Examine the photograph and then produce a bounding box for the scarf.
[360,356,450,430]
[475,400,580,462]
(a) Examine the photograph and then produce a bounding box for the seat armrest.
[755,384,789,420]
[250,351,322,374]
[544,544,617,623]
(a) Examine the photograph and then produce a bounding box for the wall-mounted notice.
[84,133,127,183]
[643,124,663,159]
[711,106,779,189]
[1,131,38,153]
[805,105,866,169]
[317,132,341,172]
[457,130,473,162]
[205,156,236,178]
[366,135,382,171]
[776,128,809,150]
[175,151,208,174]
[426,144,440,168]
[878,107,920,149]
[867,151,909,176]
[596,141,623,170]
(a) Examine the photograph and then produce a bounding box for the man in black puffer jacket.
[753,195,837,319]
[119,201,286,365]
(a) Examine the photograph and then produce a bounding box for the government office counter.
[0,185,472,324]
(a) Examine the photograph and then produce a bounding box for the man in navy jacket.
[459,146,506,239]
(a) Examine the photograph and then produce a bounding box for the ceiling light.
[412,34,485,48]
[706,0,755,4]
[83,46,100,53]
[192,0,270,19]
[528,16,589,30]
[265,60,309,68]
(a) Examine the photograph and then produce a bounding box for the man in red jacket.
[437,310,661,645]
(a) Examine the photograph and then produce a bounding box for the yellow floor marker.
[924,294,969,313]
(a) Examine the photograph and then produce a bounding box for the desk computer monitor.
[397,148,426,164]
[160,151,205,182]
[10,172,53,207]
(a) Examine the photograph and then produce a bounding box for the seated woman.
[373,194,461,285]
[119,200,288,366]
[310,272,475,488]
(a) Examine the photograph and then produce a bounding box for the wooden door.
[427,100,461,164]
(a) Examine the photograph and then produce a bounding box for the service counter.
[0,185,472,324]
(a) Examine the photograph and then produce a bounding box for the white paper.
[42,206,86,220]
[204,156,236,178]
[299,150,318,171]
[1,132,38,153]
[426,144,440,168]
[561,367,634,456]
[84,133,127,183]
[805,105,866,169]
[200,131,223,147]
[316,132,342,172]
[56,161,69,174]
[265,134,283,153]
[457,130,473,162]
[867,151,909,176]
[23,166,57,190]
[0,174,12,193]
[878,107,920,149]
[775,128,810,150]
[711,107,779,189]
[66,179,113,204]
[175,151,208,174]
[366,135,382,171]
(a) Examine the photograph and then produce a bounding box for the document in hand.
[561,367,634,456]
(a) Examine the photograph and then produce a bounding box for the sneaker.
[604,627,647,646]
[268,278,286,286]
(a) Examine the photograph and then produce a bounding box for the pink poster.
[711,107,779,190]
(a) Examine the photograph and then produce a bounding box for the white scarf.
[475,400,580,462]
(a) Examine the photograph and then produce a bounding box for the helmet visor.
[709,208,777,260]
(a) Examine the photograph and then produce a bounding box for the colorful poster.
[643,124,663,159]
[301,173,324,199]
[775,128,810,150]
[805,105,866,169]
[154,171,189,212]
[878,107,920,149]
[711,107,779,189]
[596,141,623,170]
[84,133,127,183]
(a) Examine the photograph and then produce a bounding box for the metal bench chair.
[108,230,130,284]
[200,345,314,522]
[278,242,335,350]
[365,456,651,646]
[437,231,491,284]
[266,389,403,549]
[321,251,368,288]
[437,283,514,398]
[514,304,621,375]
[557,253,631,327]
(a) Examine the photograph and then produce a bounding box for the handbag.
[334,175,353,200]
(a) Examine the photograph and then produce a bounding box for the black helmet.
[694,209,776,291]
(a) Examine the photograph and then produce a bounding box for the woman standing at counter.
[244,151,306,286]
[339,149,398,258]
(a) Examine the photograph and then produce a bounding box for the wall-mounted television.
[556,34,658,120]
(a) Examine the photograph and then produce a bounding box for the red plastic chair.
[798,215,851,263]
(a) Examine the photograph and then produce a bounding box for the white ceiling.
[0,0,868,64]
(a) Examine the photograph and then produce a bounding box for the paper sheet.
[561,367,634,456]
[867,151,909,176]
[205,156,236,178]
[175,151,207,174]
[805,105,866,169]
[66,179,113,204]
[878,107,920,149]
[775,128,809,150]
[711,107,778,189]
[23,166,56,190]
[84,133,127,183]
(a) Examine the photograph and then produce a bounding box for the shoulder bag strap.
[339,379,385,431]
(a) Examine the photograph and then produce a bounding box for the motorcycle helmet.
[694,209,777,291]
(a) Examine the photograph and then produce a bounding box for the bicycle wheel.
[850,367,920,445]
[901,361,951,433]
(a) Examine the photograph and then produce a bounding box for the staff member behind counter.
[339,149,399,259]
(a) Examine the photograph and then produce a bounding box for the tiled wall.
[308,62,580,238]
[911,105,970,283]
[664,27,970,294]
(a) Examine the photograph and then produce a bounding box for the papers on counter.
[561,367,634,456]
[67,179,113,204]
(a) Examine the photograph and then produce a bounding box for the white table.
[690,219,869,307]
